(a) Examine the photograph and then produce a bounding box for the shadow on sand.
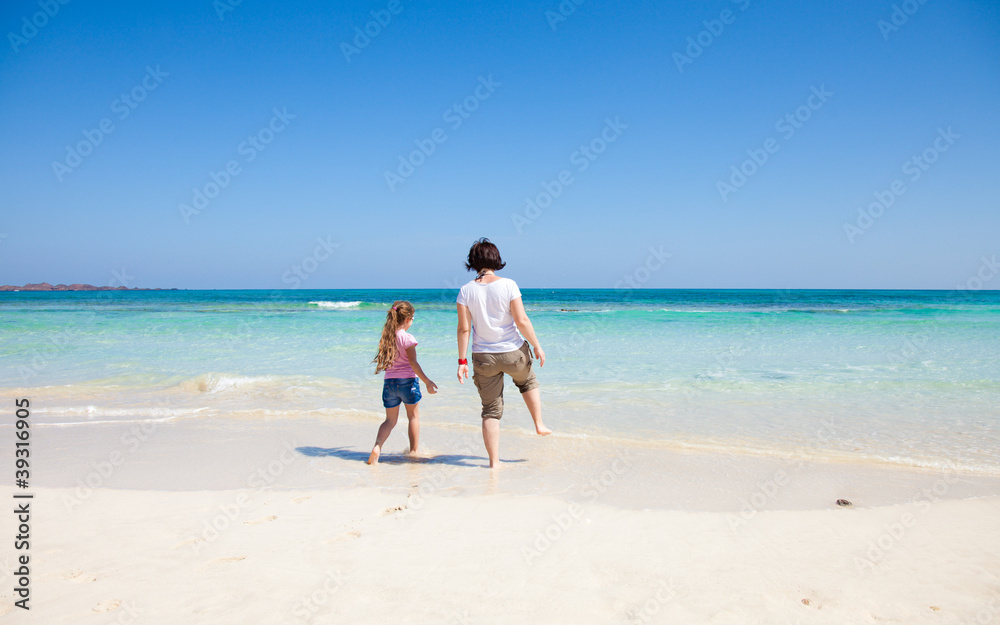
[296,446,526,467]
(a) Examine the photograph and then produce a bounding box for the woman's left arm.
[510,297,545,367]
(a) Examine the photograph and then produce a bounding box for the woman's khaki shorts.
[472,341,539,420]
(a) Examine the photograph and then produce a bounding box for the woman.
[456,238,550,468]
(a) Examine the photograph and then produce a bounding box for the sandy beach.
[6,0,1000,617]
[5,416,1000,624]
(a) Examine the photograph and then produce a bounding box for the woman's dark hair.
[464,237,506,273]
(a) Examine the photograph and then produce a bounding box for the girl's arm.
[405,346,438,394]
[510,297,545,367]
[457,303,472,383]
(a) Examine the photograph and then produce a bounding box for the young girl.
[367,301,438,464]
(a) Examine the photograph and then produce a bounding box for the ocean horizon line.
[3,286,999,293]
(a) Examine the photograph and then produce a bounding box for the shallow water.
[2,288,998,475]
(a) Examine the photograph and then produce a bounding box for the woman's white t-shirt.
[457,277,525,353]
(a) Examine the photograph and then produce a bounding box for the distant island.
[0,282,177,292]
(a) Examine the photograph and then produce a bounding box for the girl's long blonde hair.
[373,300,415,374]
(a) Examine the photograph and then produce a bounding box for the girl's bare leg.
[482,417,500,468]
[404,402,420,454]
[367,406,400,464]
[521,388,551,435]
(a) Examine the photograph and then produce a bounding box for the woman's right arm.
[457,303,472,382]
[510,297,545,367]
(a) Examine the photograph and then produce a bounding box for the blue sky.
[1,0,998,289]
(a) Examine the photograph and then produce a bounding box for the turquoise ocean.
[3,289,999,475]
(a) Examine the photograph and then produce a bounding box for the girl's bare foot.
[366,446,381,465]
[536,424,552,436]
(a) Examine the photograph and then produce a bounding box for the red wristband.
[458,359,468,365]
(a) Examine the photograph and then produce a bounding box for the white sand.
[4,418,1000,623]
[4,488,999,624]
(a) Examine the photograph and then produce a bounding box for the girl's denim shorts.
[382,377,421,408]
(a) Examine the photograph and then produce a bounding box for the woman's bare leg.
[482,418,500,468]
[521,388,551,435]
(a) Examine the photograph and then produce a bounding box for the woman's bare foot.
[366,446,381,465]
[535,423,552,436]
[404,448,427,460]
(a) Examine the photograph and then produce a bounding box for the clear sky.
[1,0,998,289]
